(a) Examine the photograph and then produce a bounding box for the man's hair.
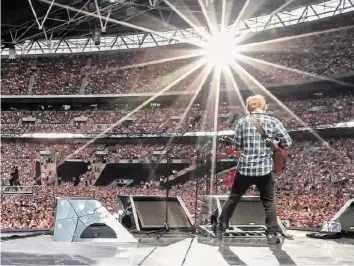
[246,95,267,113]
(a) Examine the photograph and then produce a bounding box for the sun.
[203,31,240,68]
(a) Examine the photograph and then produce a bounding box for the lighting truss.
[1,0,353,56]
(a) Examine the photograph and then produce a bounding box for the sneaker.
[213,222,227,239]
[267,232,282,245]
[282,232,294,240]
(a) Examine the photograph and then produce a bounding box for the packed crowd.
[1,94,353,135]
[0,140,223,188]
[32,56,83,95]
[241,26,354,84]
[1,137,353,229]
[1,141,37,187]
[1,25,354,95]
[0,141,208,163]
[0,58,32,95]
[2,12,354,232]
[276,138,354,227]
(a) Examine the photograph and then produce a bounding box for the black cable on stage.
[1,231,51,242]
[181,236,195,265]
[137,246,158,265]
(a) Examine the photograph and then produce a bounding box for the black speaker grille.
[219,199,265,226]
[134,199,191,228]
[80,223,117,238]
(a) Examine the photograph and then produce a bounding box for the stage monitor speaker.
[53,197,138,246]
[332,199,354,233]
[117,195,193,231]
[198,195,287,235]
[219,197,265,226]
[80,223,116,238]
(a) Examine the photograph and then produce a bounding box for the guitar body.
[272,146,288,173]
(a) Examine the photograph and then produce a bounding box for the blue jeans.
[218,171,281,234]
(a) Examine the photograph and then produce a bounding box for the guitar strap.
[249,115,269,140]
[249,116,288,174]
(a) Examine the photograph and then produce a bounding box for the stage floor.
[1,230,354,265]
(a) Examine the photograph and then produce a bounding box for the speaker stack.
[117,195,194,232]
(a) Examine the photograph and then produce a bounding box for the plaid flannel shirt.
[233,110,292,176]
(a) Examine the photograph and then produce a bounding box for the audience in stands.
[1,16,354,233]
[1,94,353,134]
[1,27,354,95]
[1,58,32,95]
[1,138,353,229]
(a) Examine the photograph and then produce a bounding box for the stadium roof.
[2,0,324,47]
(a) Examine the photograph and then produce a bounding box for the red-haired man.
[214,95,292,245]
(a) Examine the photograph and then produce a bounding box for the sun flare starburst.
[203,31,240,68]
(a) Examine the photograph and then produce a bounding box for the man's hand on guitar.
[272,140,280,147]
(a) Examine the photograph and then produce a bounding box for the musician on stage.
[214,95,292,244]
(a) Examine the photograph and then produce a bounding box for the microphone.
[188,115,201,128]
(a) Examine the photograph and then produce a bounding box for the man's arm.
[274,119,292,148]
[233,119,243,151]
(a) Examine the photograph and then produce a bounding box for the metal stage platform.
[1,230,354,265]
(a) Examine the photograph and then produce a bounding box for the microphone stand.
[158,129,222,235]
[191,151,210,234]
[189,117,237,233]
[147,159,174,239]
[147,118,200,239]
[184,138,213,234]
